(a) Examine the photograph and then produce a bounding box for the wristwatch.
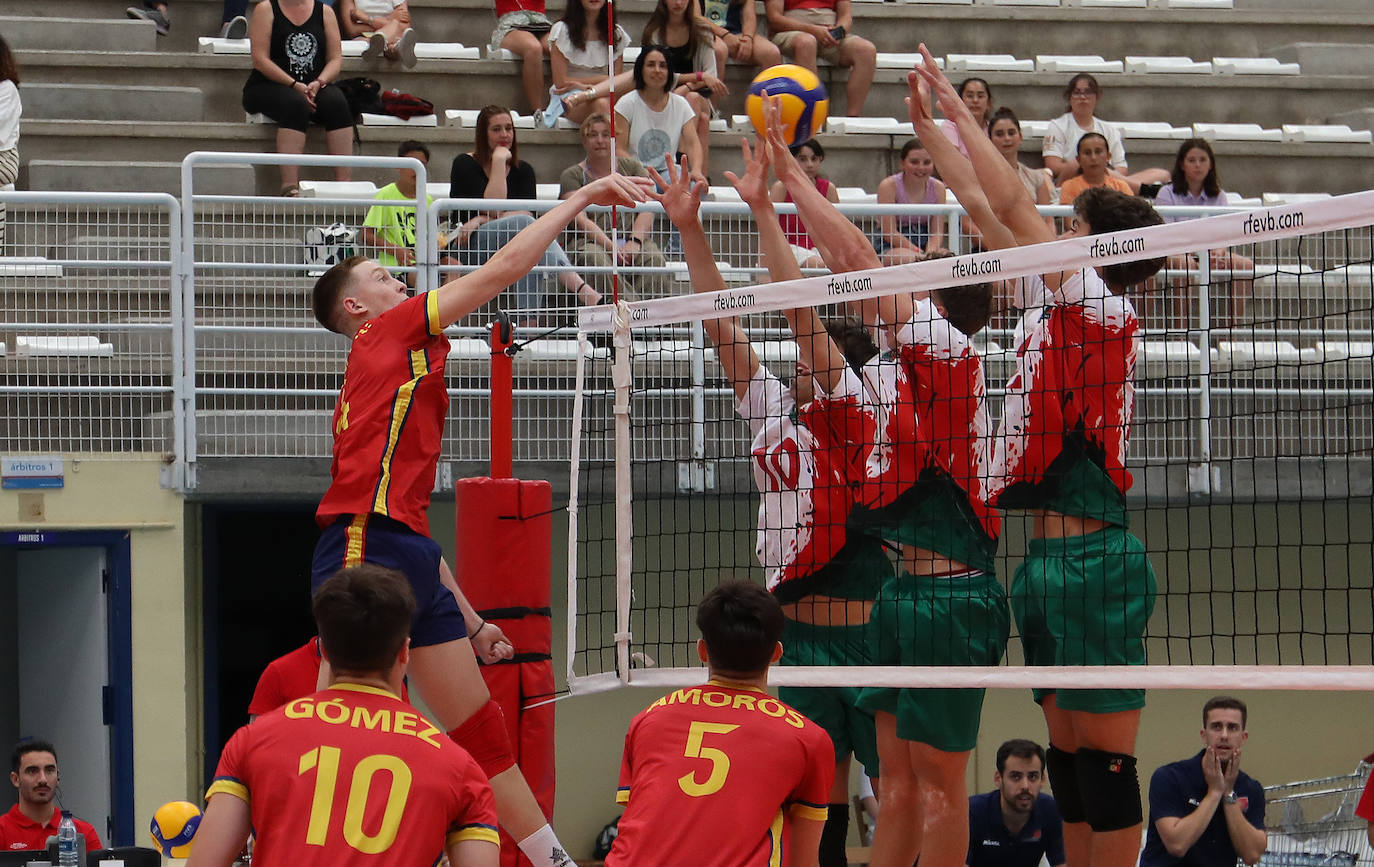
[1223,791,1239,805]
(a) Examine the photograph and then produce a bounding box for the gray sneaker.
[126,5,170,35]
[394,28,417,68]
[220,14,248,39]
[362,31,387,60]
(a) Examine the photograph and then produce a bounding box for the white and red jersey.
[737,366,870,595]
[991,269,1140,516]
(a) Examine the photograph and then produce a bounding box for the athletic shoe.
[363,32,387,60]
[220,15,248,39]
[537,86,566,129]
[395,28,418,69]
[126,5,170,35]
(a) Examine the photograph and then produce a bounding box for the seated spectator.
[450,105,600,312]
[987,107,1053,235]
[643,0,728,179]
[490,0,554,113]
[967,739,1066,867]
[549,0,631,127]
[940,77,992,158]
[0,36,19,249]
[560,114,669,299]
[1057,132,1132,206]
[764,0,875,116]
[768,137,838,269]
[214,2,250,39]
[699,0,780,77]
[337,0,417,67]
[1042,73,1169,193]
[361,140,457,285]
[1,739,103,854]
[243,0,353,196]
[1154,138,1254,327]
[874,137,947,265]
[615,46,705,183]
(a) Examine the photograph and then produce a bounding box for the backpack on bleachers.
[381,89,435,120]
[336,77,385,119]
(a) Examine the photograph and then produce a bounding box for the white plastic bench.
[827,117,914,135]
[876,53,926,70]
[1193,122,1281,142]
[198,36,249,54]
[1019,119,1051,139]
[299,181,379,198]
[414,43,481,60]
[445,109,481,127]
[486,47,518,61]
[1076,0,1146,7]
[536,183,561,200]
[989,0,1060,6]
[837,186,877,203]
[1213,57,1299,75]
[360,112,438,127]
[1214,340,1301,370]
[1116,121,1192,139]
[1158,0,1232,8]
[245,112,271,124]
[945,54,1033,73]
[1139,339,1203,375]
[1280,124,1373,144]
[16,336,114,357]
[900,0,973,6]
[1035,55,1125,74]
[1124,56,1212,74]
[1260,192,1332,205]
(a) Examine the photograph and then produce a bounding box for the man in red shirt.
[190,564,501,867]
[2,740,103,854]
[247,637,411,719]
[307,170,649,867]
[606,580,835,867]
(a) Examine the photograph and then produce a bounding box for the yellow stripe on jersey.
[447,825,501,847]
[206,778,250,806]
[790,802,830,822]
[768,808,784,867]
[425,288,442,336]
[344,514,368,567]
[328,682,402,701]
[615,787,630,805]
[371,349,429,515]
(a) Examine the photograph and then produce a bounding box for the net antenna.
[606,0,621,305]
[567,191,1374,695]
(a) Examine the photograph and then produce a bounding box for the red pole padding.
[490,317,515,480]
[455,476,555,867]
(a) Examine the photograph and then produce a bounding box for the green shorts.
[779,618,880,776]
[856,571,1010,753]
[1011,527,1157,713]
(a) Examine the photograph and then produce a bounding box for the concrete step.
[0,14,157,52]
[24,159,255,196]
[19,82,204,122]
[1271,43,1374,78]
[1329,107,1374,131]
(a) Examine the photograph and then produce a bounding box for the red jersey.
[317,291,450,537]
[494,0,545,16]
[991,270,1138,524]
[0,805,102,853]
[246,638,408,717]
[606,681,833,867]
[1356,772,1374,825]
[778,179,833,250]
[208,683,498,867]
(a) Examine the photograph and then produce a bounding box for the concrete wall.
[0,457,194,842]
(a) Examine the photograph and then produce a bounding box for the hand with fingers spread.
[646,156,707,229]
[905,63,939,133]
[723,137,772,210]
[913,44,971,129]
[758,95,809,190]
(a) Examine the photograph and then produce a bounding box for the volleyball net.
[563,191,1374,695]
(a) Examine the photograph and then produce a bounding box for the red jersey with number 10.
[607,681,834,867]
[208,684,498,867]
[317,291,450,537]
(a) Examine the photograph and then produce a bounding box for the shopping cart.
[1258,759,1372,866]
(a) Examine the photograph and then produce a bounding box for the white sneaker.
[395,28,418,68]
[221,14,248,39]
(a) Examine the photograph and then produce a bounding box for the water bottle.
[56,809,79,866]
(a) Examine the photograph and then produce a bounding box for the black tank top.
[247,0,328,86]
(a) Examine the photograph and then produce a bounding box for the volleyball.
[745,64,829,147]
[148,800,202,857]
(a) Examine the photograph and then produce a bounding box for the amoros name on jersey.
[644,687,807,728]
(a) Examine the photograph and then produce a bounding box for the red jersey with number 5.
[607,681,834,867]
[316,291,450,537]
[207,683,498,867]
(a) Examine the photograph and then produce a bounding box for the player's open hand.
[906,61,938,131]
[915,44,968,127]
[581,173,654,209]
[723,137,771,210]
[471,620,515,664]
[646,156,706,228]
[760,95,807,188]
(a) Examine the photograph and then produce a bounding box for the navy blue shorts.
[311,514,468,648]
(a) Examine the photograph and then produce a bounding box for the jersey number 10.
[299,746,413,854]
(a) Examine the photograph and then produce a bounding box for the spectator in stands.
[967,739,1066,867]
[361,140,457,285]
[560,113,669,299]
[764,0,875,116]
[940,77,993,158]
[767,137,838,269]
[874,137,947,265]
[699,0,780,77]
[0,36,19,249]
[549,0,631,127]
[1041,73,1168,193]
[1,740,103,854]
[1154,138,1254,327]
[450,105,600,311]
[1056,133,1131,207]
[214,2,250,39]
[615,46,705,183]
[126,0,171,36]
[243,0,353,196]
[337,0,418,68]
[490,0,554,114]
[643,0,729,179]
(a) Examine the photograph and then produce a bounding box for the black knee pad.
[1046,745,1085,824]
[1076,748,1142,832]
[819,803,849,867]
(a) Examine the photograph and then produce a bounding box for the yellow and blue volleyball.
[745,64,829,147]
[148,800,202,857]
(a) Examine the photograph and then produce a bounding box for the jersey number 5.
[299,746,413,854]
[678,721,740,797]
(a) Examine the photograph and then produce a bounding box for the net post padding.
[612,301,634,684]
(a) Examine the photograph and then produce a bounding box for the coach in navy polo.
[967,739,1066,867]
[1140,696,1267,867]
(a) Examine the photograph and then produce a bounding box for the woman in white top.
[642,0,728,178]
[1041,73,1168,193]
[0,36,19,248]
[550,0,630,125]
[614,45,704,183]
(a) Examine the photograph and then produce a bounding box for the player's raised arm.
[648,157,760,401]
[432,174,652,328]
[725,135,848,395]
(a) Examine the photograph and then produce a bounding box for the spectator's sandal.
[281,184,301,197]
